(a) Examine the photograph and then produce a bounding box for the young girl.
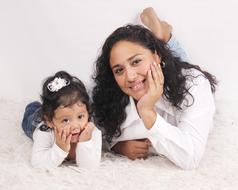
[22,71,101,169]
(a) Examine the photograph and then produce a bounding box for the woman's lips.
[130,80,145,91]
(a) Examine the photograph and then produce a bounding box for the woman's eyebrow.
[127,54,141,61]
[111,54,142,69]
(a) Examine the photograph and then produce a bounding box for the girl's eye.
[132,59,142,65]
[62,118,69,123]
[78,114,84,119]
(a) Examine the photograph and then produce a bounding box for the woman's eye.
[114,68,124,75]
[132,59,141,65]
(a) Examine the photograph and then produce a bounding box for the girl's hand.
[54,126,72,152]
[78,122,95,142]
[137,62,164,129]
[112,139,151,160]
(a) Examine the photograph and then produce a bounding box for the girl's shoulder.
[33,123,54,141]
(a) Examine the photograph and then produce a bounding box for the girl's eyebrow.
[54,114,69,119]
[111,54,142,69]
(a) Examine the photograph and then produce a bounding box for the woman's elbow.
[177,151,203,170]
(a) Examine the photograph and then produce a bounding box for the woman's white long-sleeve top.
[111,69,215,170]
[31,126,102,169]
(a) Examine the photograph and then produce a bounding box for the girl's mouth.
[71,128,85,142]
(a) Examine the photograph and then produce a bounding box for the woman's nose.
[126,68,137,82]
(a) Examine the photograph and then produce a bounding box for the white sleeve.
[31,129,68,168]
[147,76,215,169]
[75,128,102,169]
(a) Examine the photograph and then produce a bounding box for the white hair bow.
[47,77,70,92]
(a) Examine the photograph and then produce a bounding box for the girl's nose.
[71,121,81,131]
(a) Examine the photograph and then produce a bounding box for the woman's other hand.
[112,139,151,160]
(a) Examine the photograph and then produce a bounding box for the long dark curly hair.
[92,24,217,143]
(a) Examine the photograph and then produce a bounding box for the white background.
[0,0,237,101]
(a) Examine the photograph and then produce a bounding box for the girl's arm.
[31,128,68,168]
[75,127,102,169]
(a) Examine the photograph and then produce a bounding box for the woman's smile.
[129,79,146,92]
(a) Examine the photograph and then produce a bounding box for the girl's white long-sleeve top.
[31,126,102,169]
[111,69,215,170]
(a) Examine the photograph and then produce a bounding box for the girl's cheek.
[82,122,88,130]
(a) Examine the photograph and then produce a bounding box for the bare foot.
[140,7,172,42]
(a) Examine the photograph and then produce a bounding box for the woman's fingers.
[147,69,153,89]
[135,139,150,148]
[152,61,164,87]
[151,62,160,88]
[157,63,164,85]
[136,153,148,159]
[135,146,149,159]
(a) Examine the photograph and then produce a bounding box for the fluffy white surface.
[0,98,237,190]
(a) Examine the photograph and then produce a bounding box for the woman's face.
[110,40,160,100]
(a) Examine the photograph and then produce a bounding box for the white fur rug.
[0,98,237,190]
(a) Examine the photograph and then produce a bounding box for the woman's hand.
[137,62,164,129]
[78,122,95,142]
[112,139,151,160]
[54,126,72,152]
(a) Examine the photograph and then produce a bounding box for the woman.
[92,8,217,169]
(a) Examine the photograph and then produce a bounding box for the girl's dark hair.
[92,24,217,143]
[41,71,91,122]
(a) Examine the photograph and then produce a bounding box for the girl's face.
[110,40,160,100]
[46,100,89,143]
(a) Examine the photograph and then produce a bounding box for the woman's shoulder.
[182,68,209,87]
[178,68,214,110]
[182,68,213,102]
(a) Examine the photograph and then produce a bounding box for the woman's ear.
[153,53,161,65]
